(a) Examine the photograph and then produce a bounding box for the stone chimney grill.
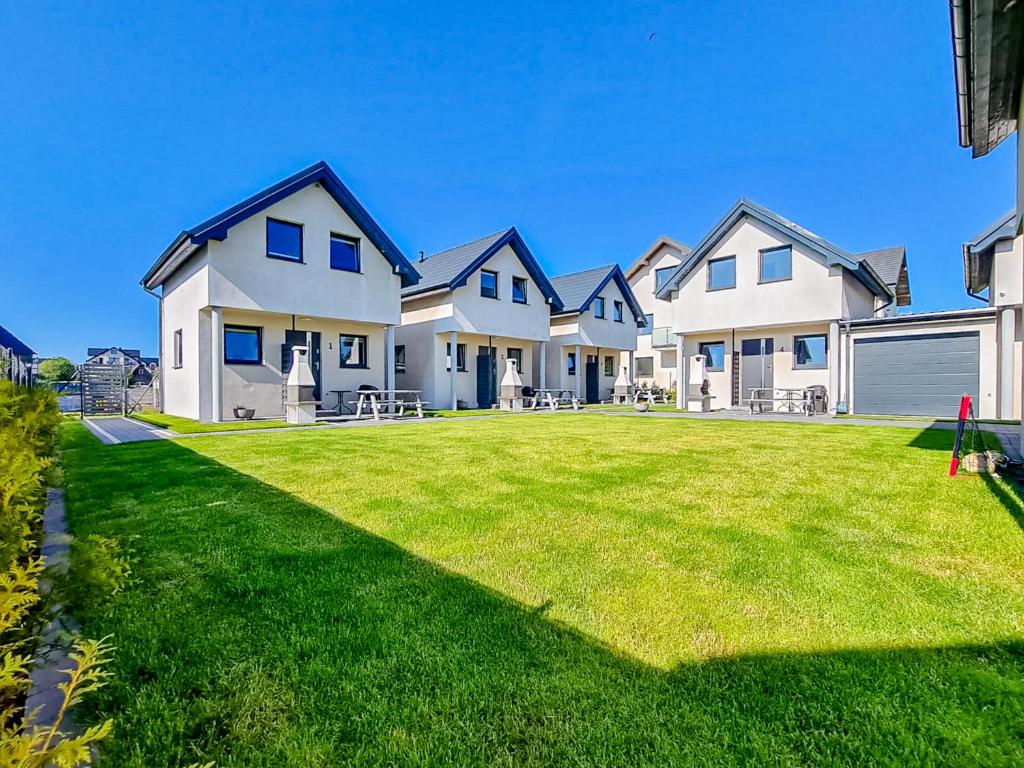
[499,359,524,412]
[285,346,318,424]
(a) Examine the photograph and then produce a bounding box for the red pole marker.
[949,393,971,477]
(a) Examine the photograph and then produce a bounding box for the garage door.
[853,331,979,417]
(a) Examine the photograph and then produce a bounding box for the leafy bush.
[36,358,77,386]
[0,381,117,766]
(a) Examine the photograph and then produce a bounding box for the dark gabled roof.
[87,346,142,359]
[856,246,911,306]
[550,264,647,325]
[654,199,894,302]
[142,161,420,289]
[0,325,34,357]
[963,208,1017,296]
[950,0,1024,157]
[402,227,562,309]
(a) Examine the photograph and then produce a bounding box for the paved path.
[83,412,1022,463]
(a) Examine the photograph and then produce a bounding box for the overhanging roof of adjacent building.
[950,0,1024,157]
[856,246,912,306]
[401,227,563,309]
[0,324,35,357]
[142,161,420,290]
[653,199,895,302]
[550,264,647,325]
[963,208,1016,296]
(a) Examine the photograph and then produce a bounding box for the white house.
[625,236,690,388]
[543,265,647,403]
[141,162,420,422]
[655,199,913,413]
[0,324,35,386]
[950,0,1024,430]
[396,228,562,410]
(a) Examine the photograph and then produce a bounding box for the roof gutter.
[963,242,991,303]
[950,0,973,148]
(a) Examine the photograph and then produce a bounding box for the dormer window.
[266,218,303,263]
[594,296,606,318]
[759,245,792,283]
[481,270,498,299]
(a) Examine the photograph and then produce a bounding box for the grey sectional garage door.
[853,332,979,417]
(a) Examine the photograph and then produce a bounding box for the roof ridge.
[423,228,512,260]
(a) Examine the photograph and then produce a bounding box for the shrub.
[0,381,116,766]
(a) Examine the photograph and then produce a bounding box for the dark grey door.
[853,332,979,416]
[585,360,599,404]
[740,337,774,407]
[476,346,496,408]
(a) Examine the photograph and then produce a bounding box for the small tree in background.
[36,358,76,385]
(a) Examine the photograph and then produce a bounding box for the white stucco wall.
[206,184,403,326]
[628,244,682,387]
[160,250,210,419]
[990,236,1024,307]
[567,277,640,351]
[671,218,846,333]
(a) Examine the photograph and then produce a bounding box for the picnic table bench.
[350,389,428,420]
[747,387,813,416]
[531,388,581,411]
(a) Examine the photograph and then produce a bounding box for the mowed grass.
[60,417,1024,766]
[131,412,300,433]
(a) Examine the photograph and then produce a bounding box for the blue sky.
[0,1,1015,360]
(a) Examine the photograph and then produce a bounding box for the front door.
[282,330,322,401]
[476,345,496,408]
[585,357,600,404]
[740,337,774,408]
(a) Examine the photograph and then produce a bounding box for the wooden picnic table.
[531,388,581,411]
[351,389,428,420]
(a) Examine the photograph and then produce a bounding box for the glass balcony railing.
[651,327,677,348]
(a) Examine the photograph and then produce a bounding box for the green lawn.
[131,412,301,433]
[60,418,1024,766]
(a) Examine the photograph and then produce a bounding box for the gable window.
[512,276,528,304]
[224,325,262,365]
[604,355,614,376]
[613,300,624,323]
[655,266,675,293]
[759,245,792,283]
[635,357,654,377]
[793,334,828,369]
[507,347,523,372]
[446,342,467,372]
[330,234,361,272]
[266,218,303,263]
[698,341,726,372]
[480,270,498,299]
[594,296,606,318]
[395,344,406,374]
[707,256,736,291]
[639,313,654,335]
[567,351,576,376]
[172,329,183,368]
[339,334,368,368]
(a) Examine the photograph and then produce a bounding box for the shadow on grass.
[60,433,1024,767]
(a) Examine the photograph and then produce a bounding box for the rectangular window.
[613,300,624,322]
[266,218,303,262]
[339,334,368,368]
[793,334,828,369]
[446,342,467,372]
[635,356,654,377]
[507,347,523,372]
[604,355,614,376]
[224,325,262,365]
[594,296,606,318]
[759,245,792,283]
[698,341,726,371]
[707,256,736,291]
[639,313,654,335]
[655,266,675,293]
[330,234,360,272]
[173,329,183,368]
[567,351,576,376]
[512,276,528,304]
[395,344,406,373]
[480,270,498,299]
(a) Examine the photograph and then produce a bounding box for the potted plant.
[233,404,256,420]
